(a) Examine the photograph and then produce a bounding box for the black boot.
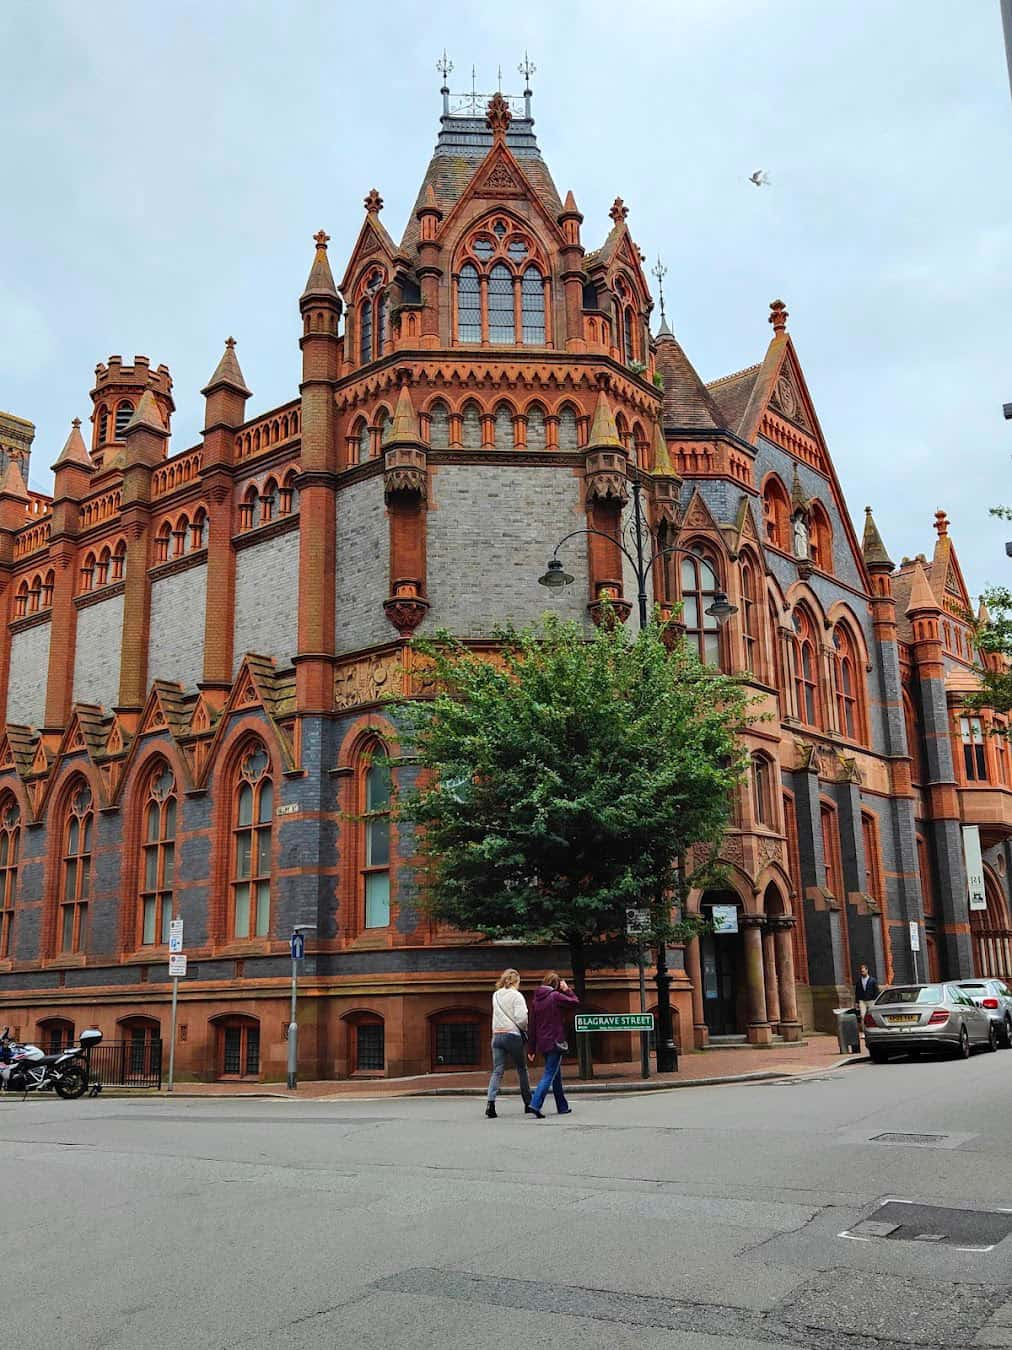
[485,1101,497,1118]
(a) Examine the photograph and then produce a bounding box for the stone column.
[742,917,772,1044]
[683,934,709,1050]
[762,925,781,1027]
[774,919,802,1041]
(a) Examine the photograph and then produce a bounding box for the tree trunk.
[569,935,593,1080]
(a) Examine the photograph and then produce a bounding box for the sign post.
[287,925,316,1091]
[166,930,185,1094]
[626,908,651,1080]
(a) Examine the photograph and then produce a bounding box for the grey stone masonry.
[833,781,885,980]
[233,529,299,674]
[73,594,123,710]
[6,621,50,726]
[788,768,849,1021]
[335,477,389,654]
[149,564,207,689]
[423,463,589,636]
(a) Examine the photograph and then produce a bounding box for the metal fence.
[84,1039,163,1090]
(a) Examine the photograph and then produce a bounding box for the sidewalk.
[155,1033,862,1100]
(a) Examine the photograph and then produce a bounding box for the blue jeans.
[530,1050,569,1113]
[487,1033,531,1105]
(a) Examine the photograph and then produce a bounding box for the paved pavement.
[2,1045,1011,1349]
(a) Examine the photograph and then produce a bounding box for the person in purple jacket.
[526,971,579,1118]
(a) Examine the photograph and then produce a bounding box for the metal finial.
[651,256,668,324]
[436,50,453,84]
[470,64,478,114]
[519,51,536,88]
[497,64,502,92]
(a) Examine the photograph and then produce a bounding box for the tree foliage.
[390,614,754,993]
[967,582,1012,727]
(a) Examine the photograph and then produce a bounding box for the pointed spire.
[588,388,623,450]
[906,561,939,615]
[0,458,30,501]
[656,316,673,340]
[424,182,438,208]
[651,421,676,477]
[562,188,579,214]
[389,384,419,444]
[861,506,893,570]
[769,299,788,334]
[54,418,92,469]
[301,228,339,303]
[978,596,992,626]
[123,388,167,436]
[790,463,809,512]
[202,337,251,398]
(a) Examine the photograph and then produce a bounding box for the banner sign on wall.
[962,825,988,912]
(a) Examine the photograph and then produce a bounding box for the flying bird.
[748,170,770,187]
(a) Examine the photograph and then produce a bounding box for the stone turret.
[90,356,173,470]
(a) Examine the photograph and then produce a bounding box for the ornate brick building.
[0,79,1008,1080]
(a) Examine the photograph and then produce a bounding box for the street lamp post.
[538,468,737,1074]
[287,923,317,1090]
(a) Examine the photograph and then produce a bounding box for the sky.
[2,0,1010,596]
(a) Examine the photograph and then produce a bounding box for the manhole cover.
[871,1132,948,1145]
[843,1201,1012,1251]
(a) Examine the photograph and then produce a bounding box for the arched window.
[460,402,482,450]
[428,401,450,449]
[917,834,935,918]
[97,406,110,444]
[96,548,111,587]
[521,266,545,343]
[751,754,774,826]
[111,540,126,579]
[457,264,481,343]
[14,581,29,618]
[960,716,987,782]
[615,412,630,452]
[0,797,20,958]
[348,1013,386,1073]
[557,406,579,450]
[139,764,176,946]
[114,401,134,438]
[376,289,387,357]
[353,418,369,465]
[155,522,172,563]
[809,501,833,573]
[217,1015,260,1078]
[740,557,760,675]
[261,480,278,525]
[361,748,392,929]
[820,802,843,906]
[488,264,515,343]
[171,518,188,559]
[681,549,722,666]
[762,476,791,550]
[791,607,821,727]
[375,408,389,451]
[493,404,513,450]
[862,811,884,905]
[526,405,547,451]
[240,486,260,532]
[190,511,206,550]
[831,623,862,739]
[623,306,634,364]
[79,554,95,594]
[39,1018,75,1054]
[59,781,93,954]
[232,744,273,940]
[42,570,54,609]
[769,598,787,703]
[120,1017,161,1079]
[28,575,41,613]
[358,298,373,365]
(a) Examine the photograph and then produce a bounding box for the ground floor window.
[354,1019,385,1073]
[432,1015,481,1069]
[39,1019,74,1054]
[218,1019,260,1078]
[121,1019,161,1079]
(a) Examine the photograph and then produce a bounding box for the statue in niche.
[792,512,810,560]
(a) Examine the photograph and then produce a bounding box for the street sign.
[168,954,187,977]
[575,1013,654,1033]
[710,904,739,934]
[625,907,650,937]
[909,922,921,953]
[168,919,184,954]
[290,932,305,961]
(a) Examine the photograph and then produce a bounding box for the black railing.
[83,1040,163,1090]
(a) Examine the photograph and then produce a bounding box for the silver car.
[864,983,996,1061]
[955,978,1012,1049]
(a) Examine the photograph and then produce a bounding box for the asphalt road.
[2,1050,1011,1350]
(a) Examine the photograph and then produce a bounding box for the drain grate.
[871,1131,948,1145]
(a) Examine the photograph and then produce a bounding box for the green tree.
[968,582,1012,727]
[390,614,754,1004]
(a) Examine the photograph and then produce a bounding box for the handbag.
[493,990,528,1043]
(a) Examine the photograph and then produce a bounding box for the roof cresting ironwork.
[436,53,535,120]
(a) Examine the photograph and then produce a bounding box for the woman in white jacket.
[485,969,533,1118]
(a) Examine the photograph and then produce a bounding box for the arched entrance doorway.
[699,892,744,1036]
[971,869,1012,980]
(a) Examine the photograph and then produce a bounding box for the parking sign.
[168,919,184,954]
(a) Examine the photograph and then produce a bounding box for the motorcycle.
[0,1026,102,1099]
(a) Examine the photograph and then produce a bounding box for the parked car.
[954,978,1012,1049]
[864,983,996,1062]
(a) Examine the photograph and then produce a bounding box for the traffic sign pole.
[167,975,179,1093]
[286,948,299,1091]
[638,942,650,1080]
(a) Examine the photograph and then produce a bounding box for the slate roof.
[705,364,763,437]
[654,324,722,429]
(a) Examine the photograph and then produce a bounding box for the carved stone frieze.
[334,653,403,712]
[584,449,629,505]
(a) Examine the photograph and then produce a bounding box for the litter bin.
[834,1006,861,1053]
